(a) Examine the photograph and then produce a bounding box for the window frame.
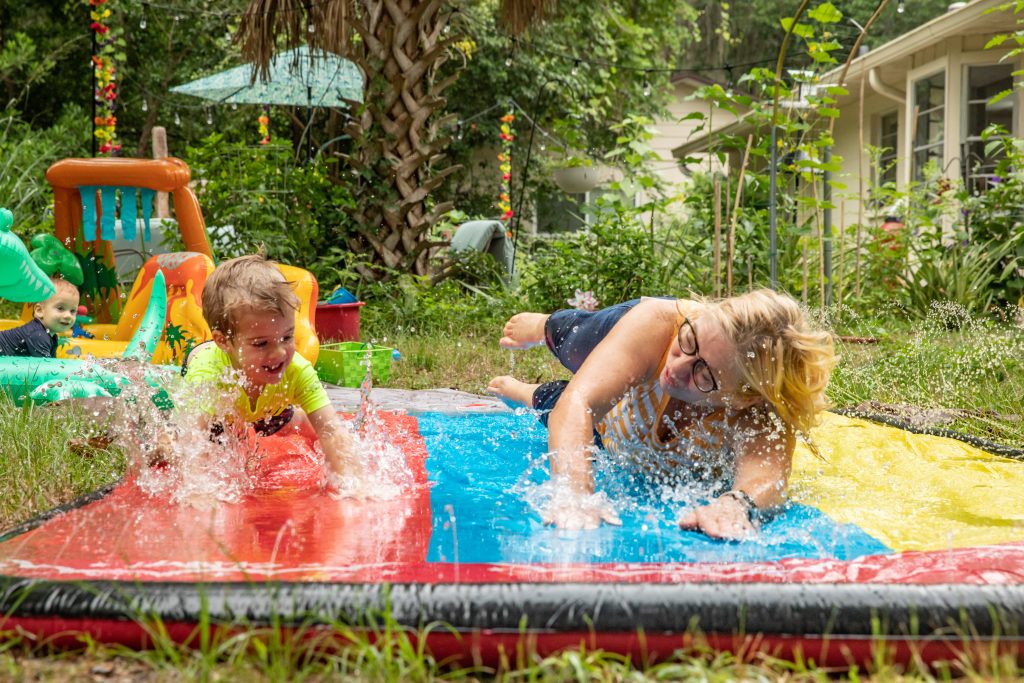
[910,69,947,183]
[961,61,1017,195]
[875,109,899,188]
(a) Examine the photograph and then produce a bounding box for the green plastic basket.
[315,342,393,387]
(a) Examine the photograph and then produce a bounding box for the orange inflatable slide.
[31,157,319,364]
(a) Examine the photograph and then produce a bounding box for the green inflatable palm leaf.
[122,270,167,362]
[0,208,56,303]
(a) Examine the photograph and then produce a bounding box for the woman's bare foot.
[500,313,549,349]
[486,375,540,407]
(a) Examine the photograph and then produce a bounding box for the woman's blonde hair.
[202,253,298,336]
[706,289,835,434]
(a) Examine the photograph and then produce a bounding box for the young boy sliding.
[181,254,360,487]
[0,276,79,358]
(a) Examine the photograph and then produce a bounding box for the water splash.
[335,345,414,499]
[354,343,375,432]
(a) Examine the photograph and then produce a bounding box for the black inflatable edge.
[0,480,120,544]
[1,578,1022,639]
[831,409,1024,460]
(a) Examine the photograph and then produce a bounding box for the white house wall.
[650,80,745,187]
[831,31,1021,229]
[832,86,904,229]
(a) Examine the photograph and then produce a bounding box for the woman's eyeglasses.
[677,318,718,393]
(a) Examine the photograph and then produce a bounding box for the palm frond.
[237,0,352,82]
[500,0,558,35]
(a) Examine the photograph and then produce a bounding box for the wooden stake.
[838,198,846,308]
[802,240,808,306]
[727,135,754,297]
[812,178,825,315]
[748,254,754,291]
[713,176,722,298]
[856,76,865,299]
[152,126,170,219]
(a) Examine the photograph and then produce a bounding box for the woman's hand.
[538,487,622,530]
[678,494,757,540]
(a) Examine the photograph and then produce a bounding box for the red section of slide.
[0,412,1022,585]
[8,617,1015,670]
[0,413,433,583]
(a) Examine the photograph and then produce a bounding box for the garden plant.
[0,0,1023,678]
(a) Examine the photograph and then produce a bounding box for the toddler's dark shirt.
[0,318,57,358]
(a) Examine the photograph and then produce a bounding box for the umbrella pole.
[307,86,314,163]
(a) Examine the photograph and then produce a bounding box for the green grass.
[827,307,1024,448]
[0,400,124,530]
[3,615,1017,682]
[1,310,1023,679]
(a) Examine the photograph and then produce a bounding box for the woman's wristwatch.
[721,489,759,523]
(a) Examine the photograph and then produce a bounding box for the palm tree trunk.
[339,0,461,278]
[239,0,462,279]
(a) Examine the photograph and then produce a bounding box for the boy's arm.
[307,406,359,479]
[27,326,55,358]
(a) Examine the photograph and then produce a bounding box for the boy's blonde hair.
[202,254,298,336]
[705,289,835,434]
[46,276,79,300]
[35,277,79,312]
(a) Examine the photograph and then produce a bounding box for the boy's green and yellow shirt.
[183,344,330,422]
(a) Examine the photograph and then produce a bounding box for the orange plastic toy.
[40,157,320,365]
[278,264,320,365]
[61,252,215,365]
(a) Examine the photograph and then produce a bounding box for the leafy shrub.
[518,223,666,312]
[360,275,523,337]
[900,235,1018,321]
[184,134,355,271]
[0,106,89,233]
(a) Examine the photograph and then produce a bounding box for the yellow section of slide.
[792,412,1024,552]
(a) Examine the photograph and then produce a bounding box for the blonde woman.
[487,290,835,540]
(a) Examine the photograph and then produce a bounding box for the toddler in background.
[0,276,79,358]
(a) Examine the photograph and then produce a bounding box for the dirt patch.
[0,654,159,683]
[849,401,1020,429]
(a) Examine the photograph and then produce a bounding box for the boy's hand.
[149,431,174,467]
[325,470,377,500]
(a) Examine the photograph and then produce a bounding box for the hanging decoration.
[497,111,515,221]
[258,106,271,145]
[87,0,120,155]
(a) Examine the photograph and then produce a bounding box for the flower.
[496,109,515,222]
[567,289,599,312]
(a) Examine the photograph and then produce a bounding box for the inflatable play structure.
[0,209,57,304]
[0,207,173,402]
[0,405,1021,667]
[0,158,320,365]
[0,269,168,403]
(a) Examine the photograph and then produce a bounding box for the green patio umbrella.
[170,46,363,157]
[170,46,363,107]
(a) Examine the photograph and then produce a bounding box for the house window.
[536,191,586,233]
[912,71,945,182]
[877,111,898,187]
[963,63,1015,194]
